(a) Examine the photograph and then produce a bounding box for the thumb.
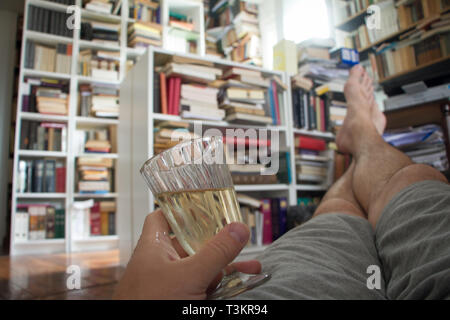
[187,223,250,284]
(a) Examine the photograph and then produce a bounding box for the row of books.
[72,199,116,239]
[373,29,449,80]
[15,205,65,241]
[74,126,117,154]
[27,5,73,38]
[129,0,160,22]
[79,83,120,118]
[237,194,289,246]
[154,56,285,125]
[78,49,120,80]
[20,121,67,152]
[294,136,331,185]
[76,157,114,194]
[153,121,198,155]
[166,10,199,55]
[397,0,444,30]
[22,78,70,115]
[16,159,66,193]
[24,42,73,74]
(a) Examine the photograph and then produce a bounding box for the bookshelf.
[117,47,304,264]
[10,0,135,255]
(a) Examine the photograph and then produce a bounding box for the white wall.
[0,10,17,253]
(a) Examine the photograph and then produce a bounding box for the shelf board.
[335,9,368,31]
[15,193,67,199]
[152,113,287,131]
[15,239,65,245]
[293,128,335,140]
[20,112,69,122]
[358,26,415,54]
[18,150,67,158]
[25,30,73,44]
[127,47,147,57]
[76,116,119,126]
[77,76,120,85]
[296,185,329,191]
[78,40,121,51]
[235,184,290,192]
[74,193,118,198]
[76,153,118,159]
[23,69,71,80]
[72,235,118,242]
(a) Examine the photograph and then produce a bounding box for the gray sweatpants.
[237,180,450,300]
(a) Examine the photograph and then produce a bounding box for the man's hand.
[113,210,261,300]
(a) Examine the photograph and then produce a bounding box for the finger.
[206,260,262,294]
[141,209,170,240]
[170,235,189,259]
[184,223,250,284]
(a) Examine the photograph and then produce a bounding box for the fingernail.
[228,223,248,245]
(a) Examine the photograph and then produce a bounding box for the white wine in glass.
[140,136,270,299]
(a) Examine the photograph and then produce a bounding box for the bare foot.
[336,65,379,154]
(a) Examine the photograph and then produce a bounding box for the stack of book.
[78,49,120,80]
[77,157,114,194]
[207,0,262,65]
[25,42,73,74]
[154,56,223,116]
[128,21,163,48]
[294,135,330,185]
[80,21,121,47]
[166,10,199,54]
[180,84,223,121]
[83,0,113,14]
[22,78,70,114]
[384,124,449,171]
[27,6,73,38]
[79,83,120,118]
[74,126,116,155]
[15,204,65,241]
[153,121,198,155]
[333,0,371,26]
[218,67,286,125]
[16,159,66,193]
[20,121,67,152]
[224,136,279,185]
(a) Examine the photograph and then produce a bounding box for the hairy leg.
[336,65,448,228]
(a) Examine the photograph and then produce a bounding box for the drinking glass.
[140,136,270,299]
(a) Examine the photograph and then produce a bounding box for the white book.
[180,110,225,121]
[17,160,27,193]
[91,68,118,80]
[71,200,94,240]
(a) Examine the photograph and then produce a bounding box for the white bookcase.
[10,0,137,255]
[117,46,336,265]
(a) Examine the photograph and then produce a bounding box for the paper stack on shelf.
[294,135,330,184]
[180,85,224,121]
[78,49,120,80]
[83,0,113,14]
[206,0,262,65]
[383,124,449,171]
[79,84,120,118]
[77,157,114,194]
[128,21,162,48]
[22,78,70,114]
[166,10,199,54]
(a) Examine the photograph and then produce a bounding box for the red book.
[168,77,175,115]
[55,166,66,193]
[173,77,181,116]
[320,99,326,133]
[160,72,168,114]
[272,81,281,125]
[90,202,101,236]
[260,199,272,245]
[295,135,326,151]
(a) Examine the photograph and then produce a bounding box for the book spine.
[90,202,101,236]
[45,207,56,239]
[271,198,280,241]
[260,199,272,245]
[33,160,44,192]
[108,212,115,235]
[278,197,288,236]
[44,159,56,193]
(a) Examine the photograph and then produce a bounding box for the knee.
[313,198,366,220]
